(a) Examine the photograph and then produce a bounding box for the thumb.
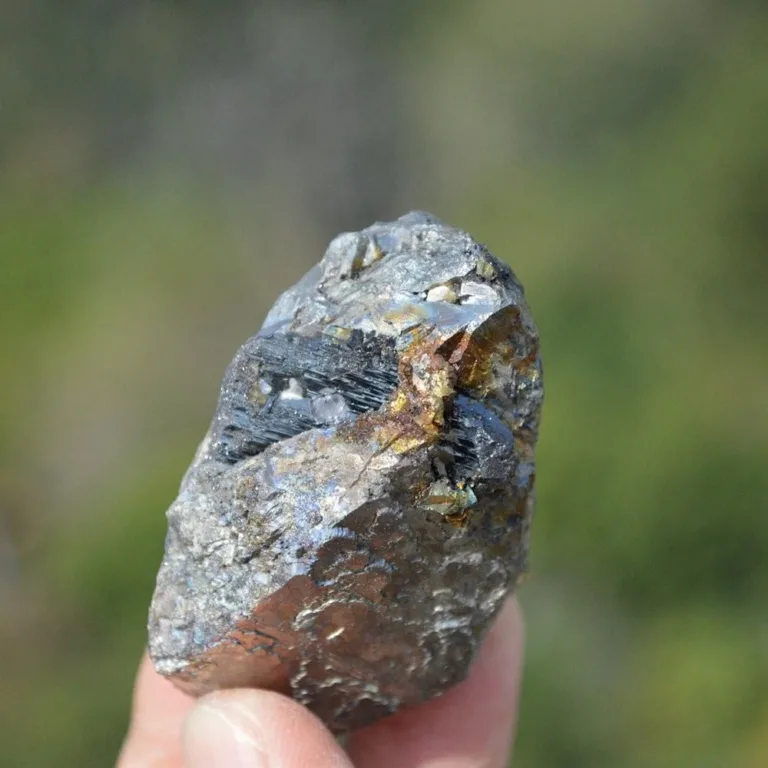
[182,689,353,768]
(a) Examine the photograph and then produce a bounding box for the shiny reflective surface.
[149,212,543,730]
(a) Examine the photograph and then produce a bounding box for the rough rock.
[148,211,543,731]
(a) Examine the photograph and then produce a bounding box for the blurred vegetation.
[1,2,767,766]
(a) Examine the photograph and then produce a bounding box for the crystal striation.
[148,212,543,731]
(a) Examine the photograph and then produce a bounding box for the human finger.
[117,652,196,768]
[180,688,353,768]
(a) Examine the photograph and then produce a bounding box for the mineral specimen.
[148,211,543,731]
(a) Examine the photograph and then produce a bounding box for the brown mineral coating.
[148,212,543,731]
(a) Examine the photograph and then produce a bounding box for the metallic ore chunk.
[148,212,543,731]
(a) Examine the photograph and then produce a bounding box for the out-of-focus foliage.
[1,2,767,766]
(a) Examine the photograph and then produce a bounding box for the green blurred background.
[1,2,767,766]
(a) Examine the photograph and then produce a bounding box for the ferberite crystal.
[148,212,543,731]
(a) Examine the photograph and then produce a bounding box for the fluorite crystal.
[148,212,543,731]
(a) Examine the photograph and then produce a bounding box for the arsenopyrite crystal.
[148,212,543,731]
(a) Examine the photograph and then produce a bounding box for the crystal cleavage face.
[148,212,543,732]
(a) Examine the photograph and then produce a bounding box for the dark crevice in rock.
[441,394,517,485]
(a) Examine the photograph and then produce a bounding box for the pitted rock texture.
[148,212,543,731]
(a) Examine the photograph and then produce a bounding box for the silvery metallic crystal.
[148,212,543,731]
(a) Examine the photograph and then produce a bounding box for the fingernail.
[183,696,269,768]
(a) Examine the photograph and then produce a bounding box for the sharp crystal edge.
[148,211,543,731]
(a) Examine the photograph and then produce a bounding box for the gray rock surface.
[148,211,543,731]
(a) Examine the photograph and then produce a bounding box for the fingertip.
[182,689,353,768]
[493,594,525,671]
[132,653,196,721]
[118,652,195,768]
